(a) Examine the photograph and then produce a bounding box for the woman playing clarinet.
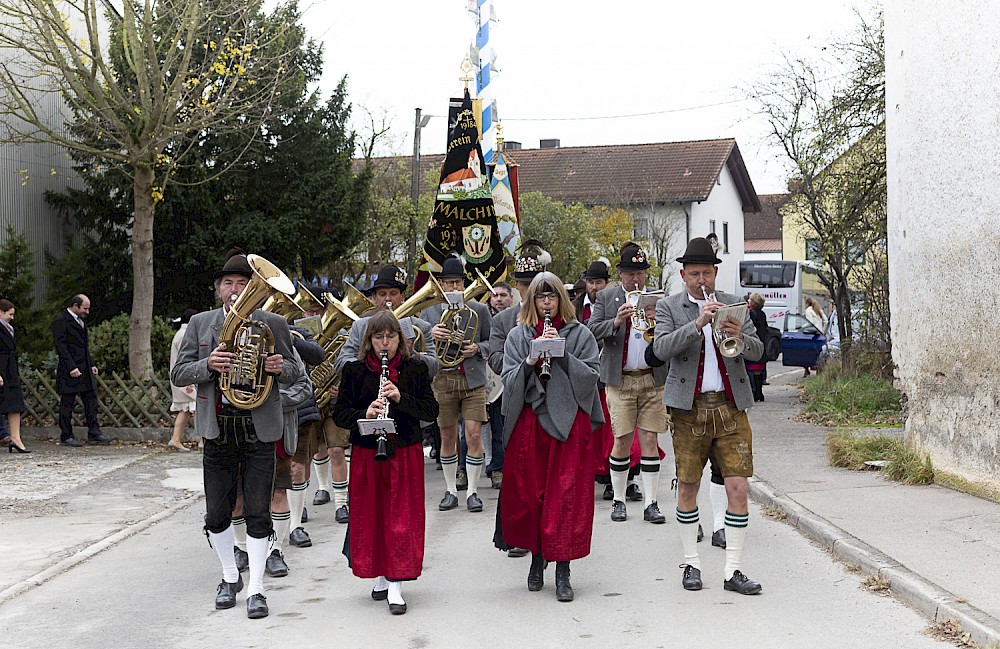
[333,310,439,615]
[500,272,603,602]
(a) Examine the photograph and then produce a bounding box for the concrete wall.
[886,1,1000,481]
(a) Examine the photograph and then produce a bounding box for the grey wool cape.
[501,319,604,445]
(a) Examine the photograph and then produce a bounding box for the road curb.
[0,492,204,608]
[749,478,1000,648]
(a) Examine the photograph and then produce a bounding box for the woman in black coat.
[0,299,28,452]
[333,310,439,615]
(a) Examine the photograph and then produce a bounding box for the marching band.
[174,237,765,619]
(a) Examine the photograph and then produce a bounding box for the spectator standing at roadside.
[168,308,199,451]
[52,294,111,447]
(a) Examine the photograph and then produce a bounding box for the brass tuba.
[310,289,368,409]
[263,282,324,323]
[218,254,295,409]
[462,267,496,303]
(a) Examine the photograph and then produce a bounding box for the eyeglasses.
[534,292,558,302]
[372,332,399,342]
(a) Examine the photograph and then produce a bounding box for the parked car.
[817,311,841,370]
[781,313,825,368]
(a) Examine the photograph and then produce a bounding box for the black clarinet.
[374,350,391,462]
[539,309,552,381]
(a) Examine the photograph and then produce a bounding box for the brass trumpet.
[702,287,748,358]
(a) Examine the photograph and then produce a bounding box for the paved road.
[0,372,950,648]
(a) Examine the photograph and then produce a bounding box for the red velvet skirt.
[348,444,425,580]
[500,406,595,561]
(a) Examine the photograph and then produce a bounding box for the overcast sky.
[301,0,864,194]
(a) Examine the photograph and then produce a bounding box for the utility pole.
[410,108,431,274]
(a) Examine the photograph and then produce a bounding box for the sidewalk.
[751,364,1000,648]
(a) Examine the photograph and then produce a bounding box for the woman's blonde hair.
[357,310,411,361]
[749,293,765,309]
[517,271,576,327]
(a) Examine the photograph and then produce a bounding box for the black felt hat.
[439,256,467,280]
[616,242,650,271]
[213,248,253,280]
[364,265,407,295]
[675,237,722,265]
[583,257,611,280]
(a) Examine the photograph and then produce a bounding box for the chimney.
[504,140,522,151]
[539,138,560,149]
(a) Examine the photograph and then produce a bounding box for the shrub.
[89,314,175,376]
[803,363,902,426]
[826,430,934,485]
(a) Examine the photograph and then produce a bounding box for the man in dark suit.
[52,294,111,447]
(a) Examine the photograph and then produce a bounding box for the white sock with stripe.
[313,456,332,492]
[676,506,701,570]
[609,455,630,502]
[441,453,459,495]
[710,481,727,533]
[289,483,308,530]
[640,456,660,507]
[271,510,290,553]
[466,454,485,496]
[724,511,749,580]
[232,517,247,552]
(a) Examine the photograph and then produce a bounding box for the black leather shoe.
[527,554,547,591]
[611,500,627,522]
[265,550,288,577]
[62,437,83,448]
[602,484,614,501]
[246,593,269,618]
[555,561,574,602]
[643,502,666,524]
[625,483,643,502]
[712,528,727,549]
[388,602,407,615]
[724,570,762,595]
[289,527,312,548]
[697,524,704,543]
[681,564,703,591]
[301,507,308,523]
[507,547,528,558]
[215,575,243,609]
[439,492,459,511]
[372,587,388,601]
[335,505,349,524]
[88,432,112,445]
[234,547,249,572]
[467,493,483,512]
[313,489,331,505]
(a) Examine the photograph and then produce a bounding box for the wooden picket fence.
[20,372,174,428]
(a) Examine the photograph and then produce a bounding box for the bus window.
[739,261,796,288]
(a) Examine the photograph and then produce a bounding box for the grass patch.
[801,364,903,426]
[762,504,787,521]
[826,431,935,485]
[862,573,891,594]
[924,619,979,647]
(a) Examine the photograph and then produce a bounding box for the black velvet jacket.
[332,357,439,449]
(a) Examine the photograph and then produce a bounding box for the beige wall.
[886,0,1000,481]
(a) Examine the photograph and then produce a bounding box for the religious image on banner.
[490,148,520,258]
[420,89,506,286]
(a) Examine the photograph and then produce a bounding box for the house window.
[709,219,716,236]
[806,238,822,262]
[722,222,729,254]
[635,217,649,239]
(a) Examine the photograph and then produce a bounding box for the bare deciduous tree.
[0,0,301,377]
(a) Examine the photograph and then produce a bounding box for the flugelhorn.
[701,287,748,358]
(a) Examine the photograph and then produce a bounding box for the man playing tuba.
[423,256,493,513]
[171,248,303,620]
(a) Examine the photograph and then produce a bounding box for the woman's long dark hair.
[357,310,411,361]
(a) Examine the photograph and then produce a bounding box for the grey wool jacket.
[501,319,604,445]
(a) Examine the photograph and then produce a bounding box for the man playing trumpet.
[648,237,764,596]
